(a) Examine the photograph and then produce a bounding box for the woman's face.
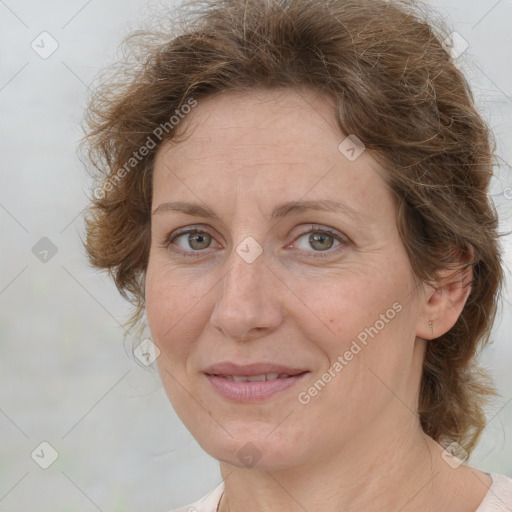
[145,87,428,469]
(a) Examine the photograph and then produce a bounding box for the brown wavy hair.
[81,0,504,454]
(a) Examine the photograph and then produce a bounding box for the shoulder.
[168,481,224,512]
[475,473,512,512]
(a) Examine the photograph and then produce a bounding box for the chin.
[195,427,310,471]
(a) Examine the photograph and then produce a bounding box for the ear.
[416,249,474,341]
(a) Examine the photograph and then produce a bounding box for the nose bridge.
[210,237,281,340]
[219,239,267,312]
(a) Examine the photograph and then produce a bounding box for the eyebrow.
[152,199,365,222]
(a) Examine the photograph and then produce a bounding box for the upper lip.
[203,362,308,377]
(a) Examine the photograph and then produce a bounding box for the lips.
[203,362,309,401]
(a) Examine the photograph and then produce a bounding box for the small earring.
[429,320,433,337]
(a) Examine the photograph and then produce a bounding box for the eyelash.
[159,224,348,259]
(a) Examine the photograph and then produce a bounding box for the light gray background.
[0,1,511,511]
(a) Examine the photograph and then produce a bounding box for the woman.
[82,0,512,510]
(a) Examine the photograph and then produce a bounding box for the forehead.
[160,88,339,162]
[152,87,392,217]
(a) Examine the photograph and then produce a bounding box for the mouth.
[203,362,308,377]
[203,363,309,402]
[210,372,305,382]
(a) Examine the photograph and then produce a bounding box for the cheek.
[145,263,199,355]
[146,254,203,321]
[294,297,414,443]
[290,267,407,348]
[290,264,416,401]
[144,265,205,414]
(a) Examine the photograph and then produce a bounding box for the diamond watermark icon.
[442,32,469,59]
[31,31,59,60]
[338,134,365,161]
[441,441,468,469]
[31,441,59,469]
[236,236,263,264]
[236,442,262,468]
[134,338,160,366]
[32,237,58,263]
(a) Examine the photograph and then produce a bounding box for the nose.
[209,242,283,342]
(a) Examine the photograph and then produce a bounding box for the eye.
[161,226,220,257]
[290,226,347,258]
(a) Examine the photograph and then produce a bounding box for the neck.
[218,419,461,512]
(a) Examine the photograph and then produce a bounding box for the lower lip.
[205,373,309,402]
